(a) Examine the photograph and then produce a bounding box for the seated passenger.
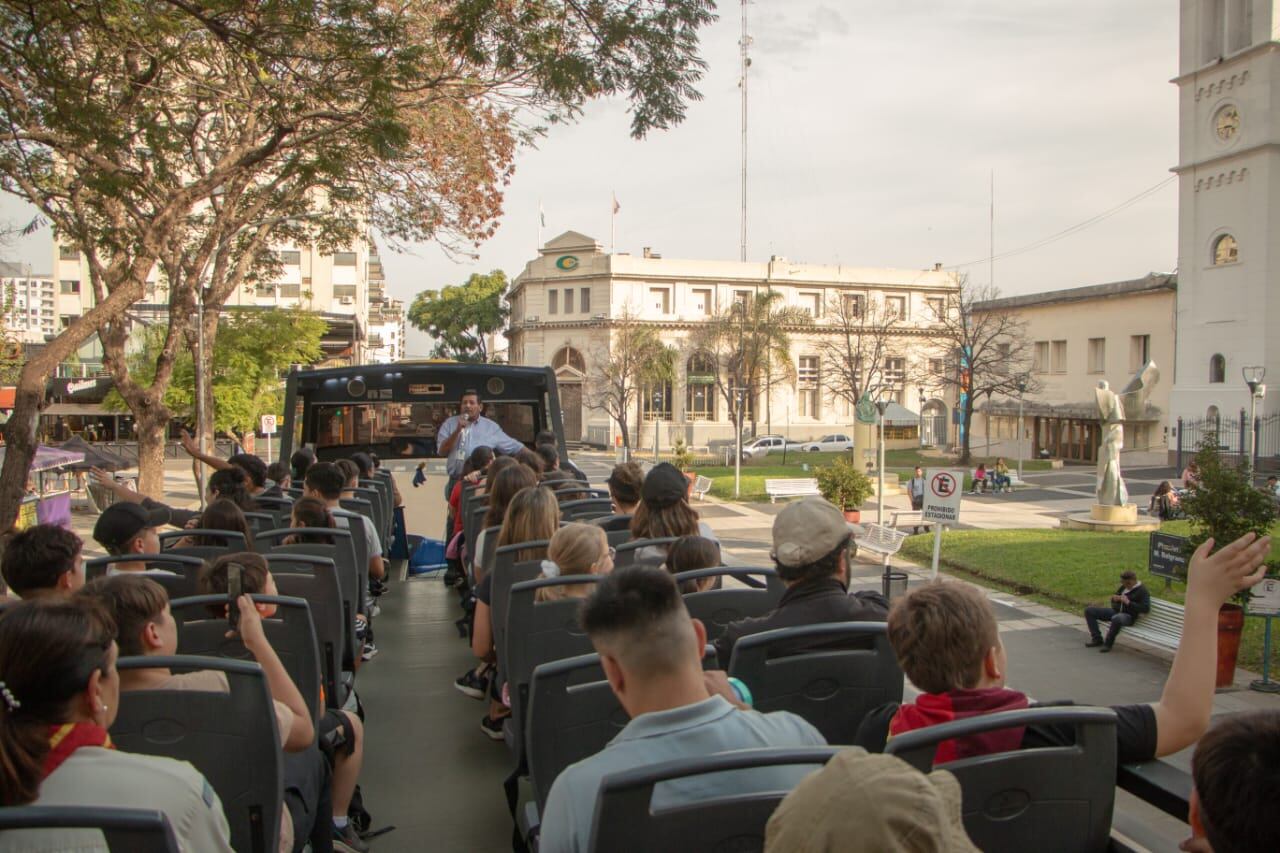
[448,446,496,541]
[538,566,826,853]
[515,447,545,475]
[473,464,539,583]
[0,597,233,852]
[206,466,256,513]
[367,453,403,508]
[91,502,172,574]
[536,430,587,482]
[604,461,643,513]
[541,469,587,501]
[854,532,1270,767]
[174,498,255,550]
[267,461,292,493]
[179,430,279,500]
[198,554,370,853]
[714,498,888,668]
[80,572,321,853]
[285,496,337,544]
[764,747,978,852]
[291,447,316,485]
[304,462,384,583]
[1,524,85,600]
[1186,710,1280,853]
[470,485,560,739]
[630,463,718,562]
[664,534,721,594]
[535,523,615,602]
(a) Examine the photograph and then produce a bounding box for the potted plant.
[672,437,697,496]
[1180,435,1278,687]
[816,456,874,522]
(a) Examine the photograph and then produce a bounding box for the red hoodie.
[889,687,1030,764]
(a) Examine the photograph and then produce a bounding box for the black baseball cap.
[642,463,688,509]
[93,502,171,550]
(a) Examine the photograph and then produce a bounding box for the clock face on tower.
[1215,105,1241,142]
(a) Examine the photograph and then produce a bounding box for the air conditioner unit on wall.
[339,296,353,305]
[526,315,540,323]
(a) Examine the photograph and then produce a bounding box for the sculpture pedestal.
[1061,503,1159,532]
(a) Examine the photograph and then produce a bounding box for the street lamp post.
[652,389,662,462]
[1016,376,1028,486]
[917,389,927,448]
[733,385,746,498]
[1244,366,1266,478]
[875,398,889,525]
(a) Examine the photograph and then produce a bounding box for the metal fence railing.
[1175,411,1280,473]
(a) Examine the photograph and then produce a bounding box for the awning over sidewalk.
[43,403,111,417]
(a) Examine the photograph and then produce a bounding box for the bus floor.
[357,570,514,852]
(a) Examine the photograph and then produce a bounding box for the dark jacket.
[713,576,890,668]
[1113,582,1151,619]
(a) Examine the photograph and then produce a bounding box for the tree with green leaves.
[1181,434,1278,566]
[691,290,811,437]
[408,270,509,362]
[0,0,716,519]
[587,306,674,452]
[105,309,324,440]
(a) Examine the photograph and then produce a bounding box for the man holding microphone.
[435,389,526,532]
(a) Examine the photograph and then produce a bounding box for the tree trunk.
[959,399,976,464]
[135,408,169,499]
[615,414,630,451]
[0,274,150,533]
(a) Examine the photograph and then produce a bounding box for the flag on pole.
[612,192,620,215]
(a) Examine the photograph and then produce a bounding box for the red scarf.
[43,722,114,778]
[889,687,1030,765]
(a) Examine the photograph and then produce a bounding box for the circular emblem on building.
[555,255,579,271]
[1214,104,1241,143]
[486,377,505,396]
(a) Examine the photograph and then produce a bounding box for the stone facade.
[506,231,959,453]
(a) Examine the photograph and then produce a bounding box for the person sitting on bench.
[1084,570,1151,652]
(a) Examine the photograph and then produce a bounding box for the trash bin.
[882,570,909,600]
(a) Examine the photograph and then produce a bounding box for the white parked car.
[791,433,854,453]
[740,435,787,459]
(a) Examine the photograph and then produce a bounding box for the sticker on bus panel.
[408,384,445,395]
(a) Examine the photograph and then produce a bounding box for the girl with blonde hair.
[536,523,615,602]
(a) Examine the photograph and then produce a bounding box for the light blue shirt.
[908,476,926,499]
[538,695,825,853]
[436,414,526,477]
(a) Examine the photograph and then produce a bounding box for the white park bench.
[764,478,821,503]
[856,523,910,561]
[1120,599,1183,651]
[692,475,713,501]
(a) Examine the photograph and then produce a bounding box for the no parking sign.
[923,468,964,524]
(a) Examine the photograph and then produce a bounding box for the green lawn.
[699,449,1055,503]
[897,522,1280,672]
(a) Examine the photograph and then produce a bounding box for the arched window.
[552,346,586,375]
[1209,354,1226,383]
[1212,234,1238,266]
[686,353,716,421]
[1207,405,1221,423]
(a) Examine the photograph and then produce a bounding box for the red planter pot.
[843,509,861,523]
[1217,603,1245,689]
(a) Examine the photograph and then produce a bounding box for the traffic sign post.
[922,468,964,579]
[1249,577,1280,694]
[260,414,277,465]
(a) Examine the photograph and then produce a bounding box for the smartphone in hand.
[227,562,243,630]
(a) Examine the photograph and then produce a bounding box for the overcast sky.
[1,1,1180,357]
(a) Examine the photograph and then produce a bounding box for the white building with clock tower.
[1169,1,1280,430]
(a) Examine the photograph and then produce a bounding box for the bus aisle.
[357,467,512,851]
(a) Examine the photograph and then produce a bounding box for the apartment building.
[0,262,56,344]
[970,274,1176,462]
[507,231,959,450]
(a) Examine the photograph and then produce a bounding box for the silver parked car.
[740,435,787,459]
[792,433,854,453]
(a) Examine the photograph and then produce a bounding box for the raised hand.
[1187,532,1272,607]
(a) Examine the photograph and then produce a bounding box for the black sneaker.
[454,667,488,699]
[1084,639,1104,648]
[480,714,506,741]
[1099,645,1113,653]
